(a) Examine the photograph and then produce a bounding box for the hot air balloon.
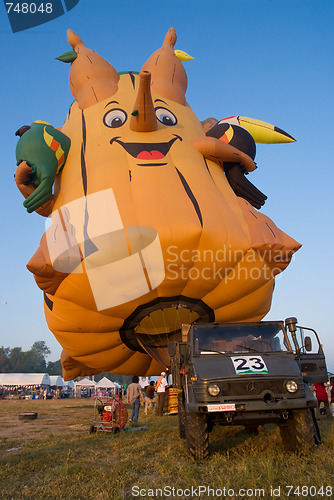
[14,28,300,380]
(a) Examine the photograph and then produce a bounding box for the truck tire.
[178,393,186,439]
[278,409,319,455]
[185,411,209,460]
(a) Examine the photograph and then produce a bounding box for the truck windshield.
[194,323,291,354]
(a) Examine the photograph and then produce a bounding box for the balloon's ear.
[58,30,120,109]
[140,28,188,105]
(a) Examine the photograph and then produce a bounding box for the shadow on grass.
[209,423,279,456]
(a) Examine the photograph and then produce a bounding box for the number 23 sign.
[231,356,268,375]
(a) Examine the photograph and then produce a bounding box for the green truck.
[168,317,328,459]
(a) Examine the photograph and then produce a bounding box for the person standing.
[329,377,334,417]
[156,372,168,416]
[313,382,332,419]
[144,381,155,415]
[127,376,144,422]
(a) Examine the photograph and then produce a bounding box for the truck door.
[296,327,328,384]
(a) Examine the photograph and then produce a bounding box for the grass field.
[0,398,333,500]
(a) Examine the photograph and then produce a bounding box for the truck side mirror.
[168,341,177,358]
[304,336,312,352]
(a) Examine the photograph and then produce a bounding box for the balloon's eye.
[103,109,127,128]
[155,107,177,126]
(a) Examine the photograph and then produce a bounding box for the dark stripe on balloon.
[266,223,276,237]
[44,292,53,311]
[129,72,136,89]
[203,157,213,178]
[175,167,203,227]
[81,111,87,195]
[83,204,98,256]
[81,111,98,256]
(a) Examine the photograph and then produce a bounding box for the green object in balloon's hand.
[15,121,71,213]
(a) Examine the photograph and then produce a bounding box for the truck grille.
[193,379,305,401]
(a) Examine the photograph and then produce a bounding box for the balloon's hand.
[23,167,55,213]
[238,152,257,173]
[15,161,34,188]
[15,161,54,216]
[15,121,71,213]
[224,163,267,209]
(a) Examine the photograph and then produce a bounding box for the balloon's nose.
[130,71,157,132]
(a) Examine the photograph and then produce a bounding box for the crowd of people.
[126,372,169,423]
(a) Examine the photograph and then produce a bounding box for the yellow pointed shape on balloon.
[174,49,194,61]
[220,116,296,144]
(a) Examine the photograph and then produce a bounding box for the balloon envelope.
[16,29,300,380]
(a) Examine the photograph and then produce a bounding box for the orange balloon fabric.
[17,29,300,380]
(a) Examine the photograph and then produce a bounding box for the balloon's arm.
[192,136,257,173]
[192,136,267,209]
[15,161,53,217]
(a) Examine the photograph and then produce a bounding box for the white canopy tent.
[64,380,75,389]
[49,375,65,387]
[95,377,117,388]
[74,377,96,397]
[0,373,51,387]
[95,377,120,396]
[74,378,96,388]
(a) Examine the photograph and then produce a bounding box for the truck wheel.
[178,393,186,439]
[278,409,319,455]
[185,411,209,460]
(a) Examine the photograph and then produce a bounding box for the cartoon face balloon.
[15,29,300,379]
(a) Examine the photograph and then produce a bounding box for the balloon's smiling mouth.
[110,135,182,166]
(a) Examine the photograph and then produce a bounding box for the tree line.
[0,341,62,375]
[0,341,133,385]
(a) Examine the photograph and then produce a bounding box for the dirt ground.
[0,398,94,442]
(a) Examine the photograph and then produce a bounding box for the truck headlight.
[285,380,298,393]
[208,384,220,396]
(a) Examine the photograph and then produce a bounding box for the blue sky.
[0,0,333,372]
